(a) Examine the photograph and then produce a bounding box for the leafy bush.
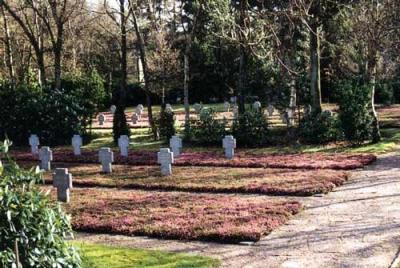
[0,141,81,267]
[186,108,226,145]
[112,106,131,143]
[337,81,373,143]
[0,82,88,145]
[155,109,176,140]
[298,110,342,144]
[62,70,107,125]
[232,110,269,147]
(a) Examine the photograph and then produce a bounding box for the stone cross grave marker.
[253,101,262,111]
[118,135,129,157]
[170,135,182,157]
[29,134,40,154]
[99,147,114,173]
[224,101,230,112]
[157,148,174,176]
[53,168,73,203]
[193,103,202,114]
[232,105,239,119]
[222,135,236,159]
[165,104,173,113]
[39,146,53,171]
[71,135,82,156]
[136,104,144,116]
[267,104,274,116]
[131,113,139,124]
[98,113,105,125]
[110,105,116,114]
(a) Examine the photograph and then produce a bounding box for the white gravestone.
[224,101,230,112]
[98,114,105,125]
[39,146,53,171]
[71,135,82,156]
[232,105,239,119]
[110,105,116,114]
[165,104,173,113]
[131,113,139,124]
[267,104,274,116]
[169,135,182,157]
[99,148,114,173]
[253,101,262,111]
[193,103,202,114]
[118,135,129,157]
[136,104,144,116]
[29,134,40,154]
[222,135,236,159]
[53,168,72,203]
[157,148,174,176]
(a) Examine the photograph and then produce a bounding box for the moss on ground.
[72,242,219,268]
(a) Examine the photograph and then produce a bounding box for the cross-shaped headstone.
[169,135,182,157]
[253,101,262,111]
[29,134,40,154]
[222,135,236,159]
[232,106,239,119]
[267,104,274,116]
[118,135,129,157]
[53,168,72,203]
[99,147,114,173]
[39,146,53,171]
[224,101,230,112]
[132,113,139,124]
[110,105,116,114]
[71,135,82,156]
[193,103,202,114]
[165,104,173,113]
[304,104,312,116]
[98,113,105,125]
[157,148,174,176]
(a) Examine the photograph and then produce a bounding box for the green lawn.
[73,242,219,268]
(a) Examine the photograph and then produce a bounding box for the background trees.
[0,0,399,145]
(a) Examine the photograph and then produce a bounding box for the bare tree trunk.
[238,44,246,114]
[130,5,157,138]
[183,49,190,131]
[237,0,247,114]
[1,6,15,85]
[288,78,296,126]
[368,58,381,143]
[310,21,322,113]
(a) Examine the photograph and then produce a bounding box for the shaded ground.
[51,188,301,243]
[75,153,400,267]
[33,162,350,196]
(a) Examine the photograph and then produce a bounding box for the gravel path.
[75,153,400,267]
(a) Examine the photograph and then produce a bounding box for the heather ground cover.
[33,162,349,196]
[52,187,302,243]
[73,242,219,268]
[12,149,376,170]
